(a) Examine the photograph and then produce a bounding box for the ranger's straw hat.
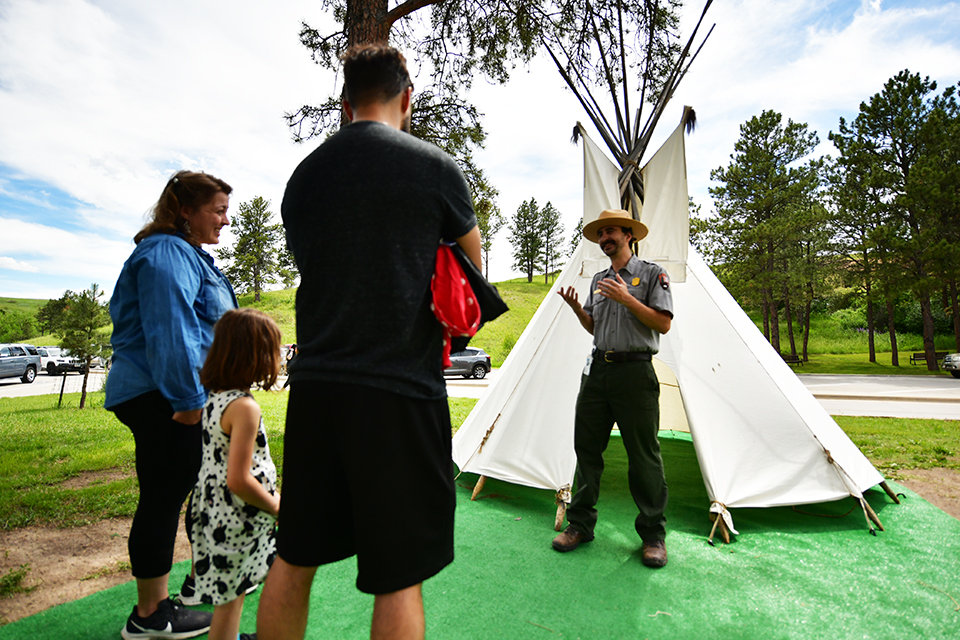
[582,208,649,243]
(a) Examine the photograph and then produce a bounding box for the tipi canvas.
[452,118,887,536]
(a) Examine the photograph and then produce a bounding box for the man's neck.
[610,248,633,272]
[350,104,403,130]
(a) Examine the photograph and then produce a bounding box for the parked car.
[444,347,492,379]
[942,353,960,379]
[0,343,41,383]
[37,346,84,375]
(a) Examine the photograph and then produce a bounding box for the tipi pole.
[861,498,885,532]
[879,481,902,504]
[555,502,566,532]
[471,475,487,500]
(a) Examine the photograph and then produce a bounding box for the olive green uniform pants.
[566,358,668,542]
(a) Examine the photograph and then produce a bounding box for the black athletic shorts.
[277,380,455,594]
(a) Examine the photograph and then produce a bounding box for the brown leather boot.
[641,539,668,567]
[552,526,590,552]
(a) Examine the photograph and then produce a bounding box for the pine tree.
[509,198,545,283]
[216,197,297,301]
[57,284,110,408]
[539,201,564,284]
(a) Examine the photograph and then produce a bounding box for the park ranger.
[553,208,674,567]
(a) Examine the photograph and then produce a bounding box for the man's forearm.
[622,296,672,334]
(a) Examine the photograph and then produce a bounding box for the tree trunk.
[802,298,811,361]
[783,288,797,357]
[919,294,939,371]
[885,298,899,367]
[347,0,390,46]
[762,302,770,341]
[865,287,876,363]
[765,288,781,354]
[79,366,89,409]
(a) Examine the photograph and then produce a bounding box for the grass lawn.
[2,391,955,533]
[787,353,957,376]
[0,392,479,531]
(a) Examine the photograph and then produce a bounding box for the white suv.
[37,346,84,375]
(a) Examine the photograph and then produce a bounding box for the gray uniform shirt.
[583,254,674,353]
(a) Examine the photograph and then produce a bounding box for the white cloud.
[0,0,958,292]
[0,216,135,292]
[0,256,39,273]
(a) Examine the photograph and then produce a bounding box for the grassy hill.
[0,297,46,314]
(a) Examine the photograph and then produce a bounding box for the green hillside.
[0,297,49,344]
[0,297,46,314]
[467,278,554,366]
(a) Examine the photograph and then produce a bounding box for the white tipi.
[452,118,893,539]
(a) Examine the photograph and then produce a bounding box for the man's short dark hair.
[341,44,412,109]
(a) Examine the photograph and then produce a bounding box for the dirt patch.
[897,468,960,521]
[56,468,131,491]
[0,515,190,625]
[2,469,959,626]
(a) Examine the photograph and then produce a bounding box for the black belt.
[596,350,652,363]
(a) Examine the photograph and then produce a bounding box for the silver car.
[0,343,41,383]
[942,353,960,379]
[444,347,491,379]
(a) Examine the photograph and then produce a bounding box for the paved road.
[797,374,960,420]
[445,371,960,420]
[4,369,959,420]
[0,370,106,399]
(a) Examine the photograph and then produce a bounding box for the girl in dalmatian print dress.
[190,308,282,640]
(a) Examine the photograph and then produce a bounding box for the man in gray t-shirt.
[553,209,674,568]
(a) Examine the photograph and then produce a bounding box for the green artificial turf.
[4,433,958,639]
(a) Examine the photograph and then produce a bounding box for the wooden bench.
[781,354,802,366]
[909,351,948,365]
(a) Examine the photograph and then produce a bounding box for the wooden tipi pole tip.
[470,475,487,501]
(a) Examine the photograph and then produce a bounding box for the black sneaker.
[120,598,213,639]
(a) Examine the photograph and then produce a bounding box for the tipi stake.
[707,516,720,546]
[470,475,487,501]
[707,512,731,545]
[554,502,566,532]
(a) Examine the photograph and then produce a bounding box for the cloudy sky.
[1,0,958,299]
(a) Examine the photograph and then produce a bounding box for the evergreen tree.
[56,284,110,409]
[36,297,71,335]
[539,201,564,284]
[567,218,583,258]
[708,110,823,353]
[475,195,505,280]
[829,70,958,369]
[509,198,545,283]
[216,197,296,302]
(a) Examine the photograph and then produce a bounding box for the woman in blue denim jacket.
[105,170,237,640]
